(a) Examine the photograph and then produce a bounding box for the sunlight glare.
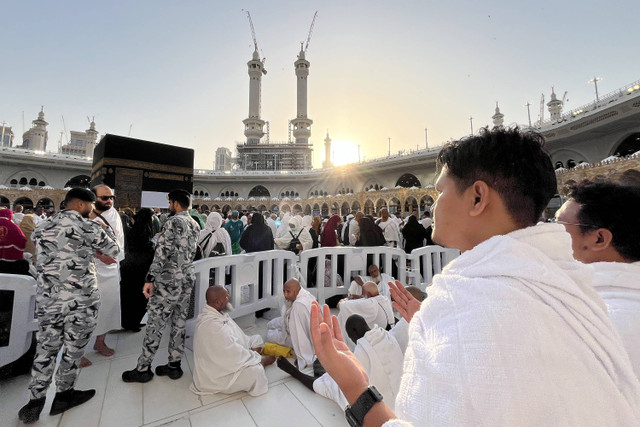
[331,140,359,166]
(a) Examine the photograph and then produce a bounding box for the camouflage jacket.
[31,209,120,293]
[147,211,199,286]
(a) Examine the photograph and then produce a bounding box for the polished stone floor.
[0,317,347,427]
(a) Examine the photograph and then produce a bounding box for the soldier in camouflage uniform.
[122,189,199,382]
[18,188,120,424]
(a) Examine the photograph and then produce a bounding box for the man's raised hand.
[389,280,421,323]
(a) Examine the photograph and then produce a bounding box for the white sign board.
[141,191,169,209]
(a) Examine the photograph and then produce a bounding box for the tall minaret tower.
[23,107,48,151]
[492,102,504,129]
[290,44,313,145]
[547,87,563,122]
[322,131,333,168]
[85,118,98,156]
[243,48,266,145]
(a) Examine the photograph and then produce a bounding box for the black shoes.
[18,397,46,424]
[50,388,96,416]
[122,367,154,383]
[155,362,183,380]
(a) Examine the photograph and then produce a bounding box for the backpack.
[194,233,226,260]
[288,228,304,254]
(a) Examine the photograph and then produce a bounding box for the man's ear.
[591,228,614,252]
[469,180,491,217]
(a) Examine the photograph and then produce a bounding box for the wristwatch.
[145,274,155,283]
[345,386,383,427]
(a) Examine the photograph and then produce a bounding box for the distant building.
[0,123,14,147]
[19,109,48,151]
[60,120,99,157]
[215,147,232,171]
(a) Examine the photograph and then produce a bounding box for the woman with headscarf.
[311,216,322,246]
[302,216,318,249]
[119,208,156,331]
[401,214,431,254]
[318,214,345,288]
[199,212,232,258]
[355,216,386,247]
[240,212,274,253]
[0,208,28,275]
[19,214,36,258]
[274,216,313,253]
[275,212,292,239]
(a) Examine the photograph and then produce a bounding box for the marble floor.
[0,317,348,427]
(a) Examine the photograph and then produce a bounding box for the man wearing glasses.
[555,181,640,379]
[80,185,124,366]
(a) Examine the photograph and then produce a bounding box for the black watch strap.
[345,386,383,427]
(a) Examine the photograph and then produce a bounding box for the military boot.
[18,397,46,424]
[155,361,183,380]
[49,388,96,415]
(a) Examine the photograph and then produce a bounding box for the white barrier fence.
[0,273,38,367]
[1,245,459,366]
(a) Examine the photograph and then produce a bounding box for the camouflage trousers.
[136,278,193,370]
[28,288,100,399]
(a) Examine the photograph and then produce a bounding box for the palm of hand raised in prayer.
[389,280,421,322]
[309,302,369,403]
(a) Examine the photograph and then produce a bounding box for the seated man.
[310,127,640,426]
[348,264,393,299]
[266,278,317,374]
[338,282,394,350]
[190,286,275,397]
[277,314,404,411]
[556,180,640,378]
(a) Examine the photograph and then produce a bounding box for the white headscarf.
[301,215,313,228]
[276,212,292,238]
[199,212,232,257]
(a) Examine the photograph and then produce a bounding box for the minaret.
[24,107,48,151]
[322,131,333,168]
[492,102,504,129]
[243,49,265,145]
[85,118,98,157]
[547,87,563,122]
[290,44,313,146]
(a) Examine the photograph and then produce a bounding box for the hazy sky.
[2,1,638,169]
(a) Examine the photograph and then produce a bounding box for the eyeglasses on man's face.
[98,195,115,201]
[549,217,597,228]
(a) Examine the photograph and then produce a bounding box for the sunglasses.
[98,195,115,201]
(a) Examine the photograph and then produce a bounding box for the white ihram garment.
[190,305,267,396]
[592,261,640,380]
[338,295,394,350]
[93,207,124,335]
[348,273,394,299]
[313,325,404,411]
[267,288,317,375]
[386,224,640,426]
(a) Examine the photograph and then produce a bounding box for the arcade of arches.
[1,157,638,214]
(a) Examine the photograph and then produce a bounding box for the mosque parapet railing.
[555,151,640,193]
[536,78,640,129]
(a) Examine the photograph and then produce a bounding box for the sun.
[330,140,360,166]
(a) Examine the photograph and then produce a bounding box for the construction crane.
[538,93,545,124]
[61,115,69,145]
[243,10,267,74]
[561,91,568,105]
[304,11,318,52]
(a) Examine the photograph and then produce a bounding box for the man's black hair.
[436,127,556,227]
[569,181,640,261]
[64,187,96,204]
[345,314,370,344]
[168,189,191,208]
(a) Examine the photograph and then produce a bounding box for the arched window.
[395,173,421,188]
[613,133,640,157]
[248,185,270,198]
[64,175,91,188]
[19,177,27,185]
[566,159,576,168]
[29,178,37,186]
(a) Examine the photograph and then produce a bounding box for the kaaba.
[90,134,194,209]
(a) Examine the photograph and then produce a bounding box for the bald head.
[206,285,229,312]
[362,282,379,298]
[405,285,425,302]
[345,314,370,344]
[283,278,301,302]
